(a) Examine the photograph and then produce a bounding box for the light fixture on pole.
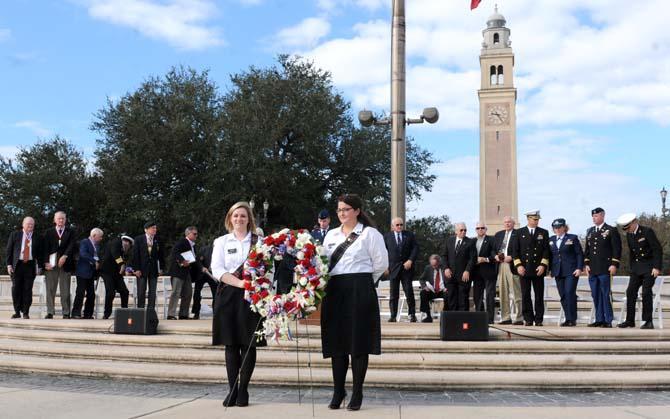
[263,200,269,227]
[661,187,668,218]
[357,0,439,221]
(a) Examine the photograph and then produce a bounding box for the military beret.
[525,210,541,219]
[591,207,605,215]
[143,221,157,229]
[616,213,637,229]
[551,218,566,228]
[318,209,330,219]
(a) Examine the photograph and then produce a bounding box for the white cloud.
[14,120,52,138]
[83,0,224,50]
[303,0,670,129]
[0,28,10,42]
[0,146,19,160]
[274,17,331,50]
[317,0,386,13]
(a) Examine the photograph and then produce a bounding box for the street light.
[357,0,439,221]
[248,197,270,228]
[661,187,668,218]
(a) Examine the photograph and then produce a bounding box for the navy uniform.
[311,209,331,244]
[548,218,584,327]
[617,213,663,329]
[583,207,621,327]
[511,210,550,326]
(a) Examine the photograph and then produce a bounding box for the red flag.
[471,0,482,10]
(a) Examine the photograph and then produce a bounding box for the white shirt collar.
[339,222,364,235]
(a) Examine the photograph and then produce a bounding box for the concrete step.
[1,337,670,371]
[1,353,670,389]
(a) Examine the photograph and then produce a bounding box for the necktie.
[22,235,30,262]
[396,232,402,247]
[455,239,462,252]
[502,231,509,254]
[147,236,153,253]
[530,228,534,236]
[434,269,440,292]
[322,229,326,238]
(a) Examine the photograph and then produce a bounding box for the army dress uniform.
[512,215,550,325]
[583,213,621,327]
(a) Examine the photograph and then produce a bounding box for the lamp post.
[249,198,270,228]
[661,187,668,218]
[358,0,439,221]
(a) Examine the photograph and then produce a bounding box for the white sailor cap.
[616,213,637,229]
[121,234,134,244]
[525,210,541,220]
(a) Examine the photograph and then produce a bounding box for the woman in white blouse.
[321,194,388,411]
[211,201,265,407]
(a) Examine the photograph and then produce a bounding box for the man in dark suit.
[471,222,497,323]
[548,218,584,327]
[72,228,103,319]
[6,217,43,319]
[583,207,621,328]
[493,217,523,325]
[99,234,133,319]
[441,222,475,311]
[167,226,202,320]
[130,221,165,310]
[512,210,551,326]
[311,209,331,244]
[192,243,217,319]
[418,254,447,322]
[383,217,419,322]
[42,211,76,319]
[617,213,663,329]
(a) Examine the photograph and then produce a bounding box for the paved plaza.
[1,373,670,418]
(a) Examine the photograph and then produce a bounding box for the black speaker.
[440,311,488,341]
[114,308,159,335]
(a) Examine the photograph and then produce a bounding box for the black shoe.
[236,389,249,407]
[11,313,20,319]
[409,314,417,323]
[347,391,362,411]
[600,323,612,328]
[618,321,634,328]
[566,321,577,327]
[192,314,200,320]
[499,320,512,325]
[223,388,238,407]
[45,313,53,319]
[640,321,654,330]
[82,315,93,319]
[328,391,347,409]
[22,313,30,319]
[524,321,533,326]
[588,321,603,327]
[71,315,81,319]
[178,316,190,320]
[103,315,110,320]
[63,314,70,319]
[167,316,177,320]
[387,317,397,323]
[534,322,543,327]
[513,320,524,325]
[560,321,569,327]
[421,315,433,323]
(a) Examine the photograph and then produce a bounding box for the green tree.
[406,215,454,275]
[0,136,102,241]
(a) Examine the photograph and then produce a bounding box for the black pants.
[419,289,447,314]
[520,274,544,323]
[72,276,96,318]
[11,261,36,315]
[137,275,157,309]
[224,345,257,401]
[446,279,472,311]
[192,274,218,316]
[389,270,415,317]
[102,273,129,318]
[472,271,496,322]
[625,271,655,323]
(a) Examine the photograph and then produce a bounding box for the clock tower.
[478,6,518,233]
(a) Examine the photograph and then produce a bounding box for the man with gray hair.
[42,211,76,319]
[72,228,103,319]
[6,217,43,319]
[441,222,475,311]
[383,217,419,322]
[167,226,202,320]
[493,216,523,325]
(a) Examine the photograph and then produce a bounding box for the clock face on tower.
[486,104,509,125]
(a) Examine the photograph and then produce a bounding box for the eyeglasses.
[336,207,354,214]
[394,223,403,226]
[475,227,486,230]
[458,229,467,232]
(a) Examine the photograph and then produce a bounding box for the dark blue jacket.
[75,238,100,279]
[549,233,584,278]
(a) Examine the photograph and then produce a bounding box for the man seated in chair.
[418,254,447,323]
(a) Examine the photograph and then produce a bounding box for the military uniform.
[512,222,550,325]
[622,224,662,327]
[583,222,621,326]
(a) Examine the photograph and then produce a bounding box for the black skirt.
[320,273,381,358]
[212,285,266,347]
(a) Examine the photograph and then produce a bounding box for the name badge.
[328,243,336,248]
[227,248,238,254]
[537,234,544,240]
[638,238,646,242]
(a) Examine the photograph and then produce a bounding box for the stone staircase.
[1,319,670,390]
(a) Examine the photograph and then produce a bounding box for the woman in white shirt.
[211,201,265,407]
[321,194,388,411]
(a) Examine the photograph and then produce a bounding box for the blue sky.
[1,0,668,234]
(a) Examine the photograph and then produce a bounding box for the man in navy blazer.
[72,228,104,319]
[131,221,166,310]
[549,218,584,326]
[383,217,419,322]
